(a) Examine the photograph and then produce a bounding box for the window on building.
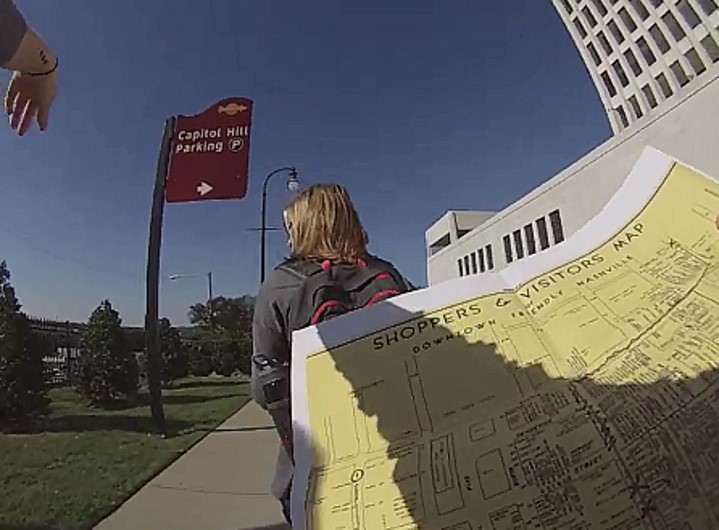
[573,17,588,38]
[701,34,719,63]
[582,6,598,27]
[629,0,650,19]
[608,20,625,44]
[598,31,613,54]
[656,72,674,97]
[463,255,471,276]
[601,71,618,96]
[637,37,657,64]
[429,233,451,256]
[478,248,486,273]
[615,105,630,127]
[524,224,537,255]
[649,24,671,54]
[695,0,718,16]
[592,0,609,16]
[513,230,525,260]
[670,60,691,86]
[587,42,602,65]
[662,11,686,41]
[485,244,494,270]
[561,0,573,14]
[619,7,638,32]
[548,210,565,244]
[685,48,707,75]
[469,252,478,274]
[624,49,642,75]
[612,60,630,87]
[535,218,551,250]
[457,258,464,277]
[503,235,513,264]
[642,84,658,108]
[676,0,702,28]
[628,95,644,118]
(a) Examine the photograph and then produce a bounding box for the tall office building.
[424,1,719,286]
[552,0,719,132]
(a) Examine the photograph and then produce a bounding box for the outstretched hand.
[5,69,57,135]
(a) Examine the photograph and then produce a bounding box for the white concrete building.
[425,0,719,286]
[554,0,719,132]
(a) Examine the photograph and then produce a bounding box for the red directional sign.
[165,97,253,203]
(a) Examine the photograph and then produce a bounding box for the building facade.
[553,0,719,132]
[425,0,719,286]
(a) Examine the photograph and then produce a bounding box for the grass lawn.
[0,377,250,530]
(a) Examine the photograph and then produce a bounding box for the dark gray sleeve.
[0,0,27,67]
[250,269,301,408]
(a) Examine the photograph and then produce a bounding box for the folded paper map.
[290,147,719,529]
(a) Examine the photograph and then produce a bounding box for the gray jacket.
[250,256,414,408]
[0,0,28,67]
[251,266,303,408]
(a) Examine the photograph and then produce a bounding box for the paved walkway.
[94,402,289,530]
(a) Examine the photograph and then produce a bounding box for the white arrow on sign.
[196,181,213,196]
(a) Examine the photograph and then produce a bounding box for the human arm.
[252,270,303,460]
[0,0,58,135]
[0,0,27,67]
[251,291,291,409]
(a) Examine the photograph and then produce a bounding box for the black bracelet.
[26,57,58,77]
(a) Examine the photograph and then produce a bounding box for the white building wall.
[551,0,719,133]
[425,211,496,253]
[427,68,719,285]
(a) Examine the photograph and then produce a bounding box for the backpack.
[277,255,411,332]
[263,255,410,464]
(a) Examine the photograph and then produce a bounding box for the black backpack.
[278,255,411,333]
[264,255,411,463]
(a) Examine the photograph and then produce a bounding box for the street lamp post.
[168,271,214,328]
[259,167,300,283]
[207,271,213,330]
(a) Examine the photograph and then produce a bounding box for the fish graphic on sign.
[218,103,248,116]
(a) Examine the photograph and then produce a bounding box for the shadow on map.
[307,302,719,529]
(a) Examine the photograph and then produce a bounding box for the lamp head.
[287,169,300,192]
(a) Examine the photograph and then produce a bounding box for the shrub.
[188,341,213,377]
[159,318,188,384]
[75,300,138,407]
[0,261,48,424]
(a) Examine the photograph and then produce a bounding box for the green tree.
[210,337,237,377]
[158,318,188,384]
[188,340,213,377]
[188,295,254,377]
[75,300,138,407]
[124,327,145,353]
[188,295,255,339]
[0,261,48,424]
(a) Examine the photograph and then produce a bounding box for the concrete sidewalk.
[94,402,289,530]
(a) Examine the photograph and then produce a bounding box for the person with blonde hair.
[251,183,413,524]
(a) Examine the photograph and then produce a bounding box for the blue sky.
[1,0,610,326]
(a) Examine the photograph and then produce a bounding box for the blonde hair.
[283,183,368,262]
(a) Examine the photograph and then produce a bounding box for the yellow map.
[296,156,719,529]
